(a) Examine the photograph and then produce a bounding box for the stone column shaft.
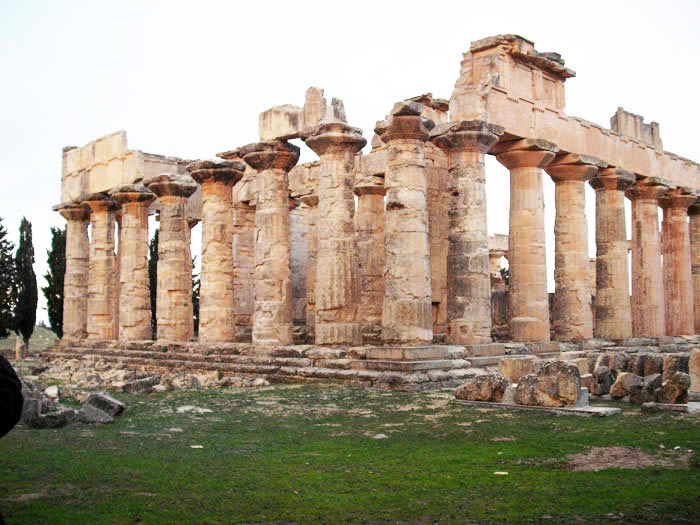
[232,201,256,335]
[589,169,634,339]
[433,120,504,344]
[494,139,558,342]
[375,102,434,345]
[111,185,155,341]
[239,140,300,345]
[306,123,366,345]
[300,195,318,338]
[689,205,700,333]
[56,203,90,339]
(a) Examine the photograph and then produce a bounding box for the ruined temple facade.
[54,35,700,374]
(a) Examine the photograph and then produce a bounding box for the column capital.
[625,176,674,201]
[589,167,636,192]
[354,175,385,196]
[54,202,90,222]
[430,120,504,154]
[299,193,319,207]
[83,192,119,213]
[187,158,246,186]
[659,188,698,210]
[374,101,435,143]
[144,173,198,198]
[304,122,366,157]
[236,140,300,172]
[545,153,606,183]
[110,183,156,205]
[492,138,558,170]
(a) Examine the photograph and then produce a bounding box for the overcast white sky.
[1,0,699,323]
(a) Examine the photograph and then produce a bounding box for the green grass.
[2,385,699,524]
[0,325,58,355]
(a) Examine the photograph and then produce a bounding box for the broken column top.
[187,158,246,185]
[144,173,198,198]
[109,183,156,204]
[374,101,435,143]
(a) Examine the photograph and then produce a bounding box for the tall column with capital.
[84,193,119,340]
[188,159,245,343]
[55,202,90,340]
[354,175,385,342]
[305,122,366,345]
[110,184,156,341]
[494,139,558,342]
[238,141,300,345]
[545,154,604,341]
[626,179,668,337]
[660,189,696,335]
[689,204,700,333]
[432,120,504,344]
[589,168,635,340]
[145,173,198,341]
[375,101,434,345]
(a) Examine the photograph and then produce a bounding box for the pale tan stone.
[110,184,156,341]
[145,173,198,342]
[499,355,538,383]
[300,194,318,338]
[589,169,635,340]
[232,201,256,332]
[494,138,558,342]
[425,141,448,336]
[432,120,504,344]
[305,122,366,345]
[188,159,245,343]
[375,101,434,345]
[238,140,300,345]
[690,348,700,393]
[689,206,700,333]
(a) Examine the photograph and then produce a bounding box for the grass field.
[1,384,699,524]
[0,325,58,356]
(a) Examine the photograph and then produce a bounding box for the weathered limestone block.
[290,204,308,324]
[110,184,156,341]
[690,348,700,393]
[454,373,509,402]
[626,180,670,337]
[188,159,245,343]
[627,352,663,377]
[299,193,318,338]
[144,173,198,342]
[232,201,255,332]
[305,122,366,345]
[589,169,635,340]
[662,353,689,381]
[591,366,614,395]
[609,372,643,399]
[688,205,700,332]
[568,357,589,377]
[498,355,538,383]
[595,351,629,375]
[629,373,662,405]
[545,154,605,341]
[514,360,581,407]
[432,120,504,344]
[238,140,300,345]
[55,202,90,339]
[494,138,558,342]
[660,189,696,336]
[654,372,690,404]
[375,101,435,345]
[84,193,120,340]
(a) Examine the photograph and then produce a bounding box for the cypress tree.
[13,217,38,344]
[0,217,16,338]
[42,226,66,337]
[192,255,200,335]
[148,228,159,338]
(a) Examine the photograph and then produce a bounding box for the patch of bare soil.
[566,446,692,472]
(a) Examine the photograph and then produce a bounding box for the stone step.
[365,346,450,361]
[352,359,457,372]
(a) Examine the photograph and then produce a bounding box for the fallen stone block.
[514,361,581,407]
[629,374,662,405]
[591,366,614,396]
[499,356,538,383]
[78,404,114,424]
[123,375,161,394]
[662,353,689,381]
[610,372,643,400]
[454,373,509,402]
[654,371,690,404]
[85,392,125,417]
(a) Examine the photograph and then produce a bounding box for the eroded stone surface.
[454,373,509,402]
[514,360,581,407]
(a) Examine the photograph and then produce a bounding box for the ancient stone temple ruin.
[51,35,700,393]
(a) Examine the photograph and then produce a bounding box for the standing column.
[84,193,119,340]
[625,179,668,337]
[55,202,90,340]
[305,122,366,345]
[589,168,635,340]
[545,154,604,341]
[111,184,156,341]
[232,200,256,338]
[238,140,300,345]
[494,139,558,342]
[145,173,198,341]
[689,204,700,333]
[354,176,385,342]
[660,189,696,335]
[432,120,504,344]
[188,159,245,343]
[299,193,319,339]
[375,101,434,345]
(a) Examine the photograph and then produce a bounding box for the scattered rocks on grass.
[454,373,509,402]
[514,361,581,407]
[654,372,690,404]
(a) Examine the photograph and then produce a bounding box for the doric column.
[494,138,558,342]
[375,101,434,345]
[305,122,366,345]
[55,202,90,339]
[188,159,245,343]
[354,175,385,342]
[689,204,700,333]
[84,192,119,340]
[660,189,696,336]
[589,168,635,340]
[145,173,198,341]
[432,120,504,344]
[110,184,156,341]
[232,201,256,335]
[625,179,669,337]
[544,154,604,341]
[299,193,319,339]
[238,140,300,345]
